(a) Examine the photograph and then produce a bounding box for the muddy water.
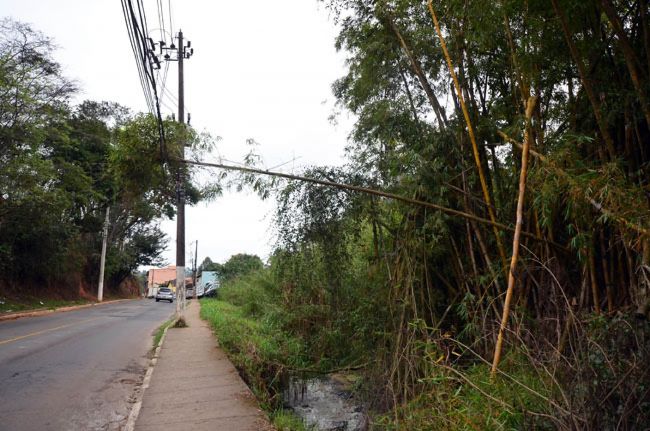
[283,375,367,431]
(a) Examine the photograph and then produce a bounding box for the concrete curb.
[0,298,137,322]
[124,317,176,431]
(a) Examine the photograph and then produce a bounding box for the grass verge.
[0,297,91,314]
[199,273,310,431]
[270,409,308,431]
[152,318,175,351]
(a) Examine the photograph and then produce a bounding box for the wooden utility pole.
[175,29,186,318]
[97,207,110,302]
[161,29,193,318]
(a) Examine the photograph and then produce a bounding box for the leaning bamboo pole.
[177,157,568,252]
[491,96,537,378]
[427,1,509,277]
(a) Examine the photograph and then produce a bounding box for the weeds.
[270,409,308,431]
[199,271,310,406]
[200,273,311,430]
[152,318,175,351]
[0,297,90,313]
[173,316,187,328]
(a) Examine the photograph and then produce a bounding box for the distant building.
[146,266,176,297]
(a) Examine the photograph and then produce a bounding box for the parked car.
[155,288,174,303]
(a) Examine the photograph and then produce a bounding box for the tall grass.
[199,271,309,407]
[200,270,314,430]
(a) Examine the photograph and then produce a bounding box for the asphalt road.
[0,299,174,431]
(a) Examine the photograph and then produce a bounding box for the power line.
[156,0,165,42]
[121,0,167,159]
[121,1,152,113]
[122,0,155,113]
[168,0,174,39]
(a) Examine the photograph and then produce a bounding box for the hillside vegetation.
[0,18,213,300]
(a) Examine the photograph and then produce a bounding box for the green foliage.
[373,352,557,430]
[199,256,221,274]
[199,253,264,283]
[200,278,309,409]
[220,253,264,282]
[270,410,308,431]
[263,0,650,426]
[152,318,175,351]
[0,18,217,297]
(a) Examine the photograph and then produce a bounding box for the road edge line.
[124,316,177,431]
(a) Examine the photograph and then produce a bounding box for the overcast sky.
[3,0,353,267]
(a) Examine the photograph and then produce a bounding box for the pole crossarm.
[177,158,567,251]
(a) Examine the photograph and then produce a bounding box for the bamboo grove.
[246,0,650,428]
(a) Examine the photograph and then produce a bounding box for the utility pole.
[97,207,110,302]
[175,29,186,318]
[193,240,198,300]
[160,30,193,318]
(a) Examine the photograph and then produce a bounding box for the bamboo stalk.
[599,230,614,313]
[502,11,529,109]
[462,166,504,314]
[427,1,509,277]
[550,0,617,160]
[638,239,650,319]
[498,131,650,238]
[490,96,537,378]
[385,14,448,129]
[588,245,602,314]
[599,0,650,129]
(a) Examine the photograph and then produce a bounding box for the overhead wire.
[151,0,179,120]
[121,0,167,159]
[121,0,155,115]
[153,0,174,116]
[168,0,174,39]
[156,0,165,42]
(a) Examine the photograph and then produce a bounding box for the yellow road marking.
[0,317,101,346]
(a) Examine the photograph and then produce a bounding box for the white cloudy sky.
[3,0,353,266]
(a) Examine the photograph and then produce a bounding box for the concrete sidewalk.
[134,300,273,431]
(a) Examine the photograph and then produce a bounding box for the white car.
[155,288,174,303]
